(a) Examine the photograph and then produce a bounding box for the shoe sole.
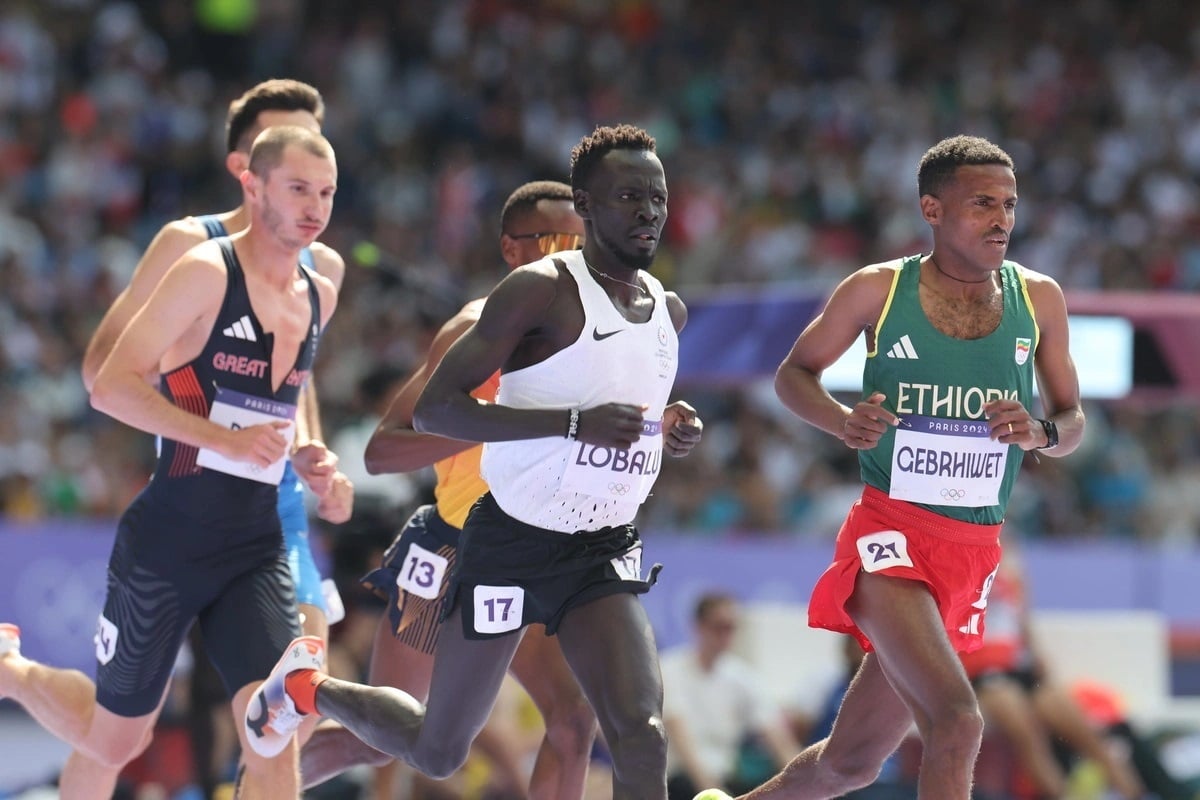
[243,636,325,758]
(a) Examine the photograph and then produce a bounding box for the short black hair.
[917,135,1014,198]
[225,79,325,154]
[569,124,656,192]
[499,180,574,234]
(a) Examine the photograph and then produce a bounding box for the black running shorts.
[446,492,661,639]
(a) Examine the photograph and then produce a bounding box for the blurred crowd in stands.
[7,3,1200,799]
[1,0,1200,543]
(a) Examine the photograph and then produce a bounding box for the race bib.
[889,415,1008,507]
[560,419,663,503]
[396,542,448,601]
[196,387,295,485]
[856,530,914,573]
[472,585,525,634]
[94,613,118,666]
[611,545,643,581]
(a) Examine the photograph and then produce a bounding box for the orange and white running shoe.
[242,635,325,758]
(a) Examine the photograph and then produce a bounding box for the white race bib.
[196,387,295,484]
[889,415,1008,507]
[395,542,448,601]
[472,585,525,634]
[856,530,914,573]
[560,419,663,503]
[94,613,118,665]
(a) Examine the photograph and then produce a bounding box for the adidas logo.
[886,334,918,359]
[223,315,257,341]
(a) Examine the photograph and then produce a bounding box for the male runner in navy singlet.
[0,125,340,799]
[81,80,353,646]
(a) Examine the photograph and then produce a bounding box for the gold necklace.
[929,254,994,285]
[584,258,649,295]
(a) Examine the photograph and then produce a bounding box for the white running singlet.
[481,250,678,532]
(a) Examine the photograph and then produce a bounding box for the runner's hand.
[219,421,291,467]
[294,440,338,496]
[664,401,703,456]
[842,392,898,450]
[575,402,648,448]
[984,399,1040,450]
[316,472,354,524]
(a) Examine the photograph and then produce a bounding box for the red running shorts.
[808,485,1003,654]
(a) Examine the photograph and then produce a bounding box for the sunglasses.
[508,232,584,255]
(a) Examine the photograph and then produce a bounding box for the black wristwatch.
[1036,418,1059,450]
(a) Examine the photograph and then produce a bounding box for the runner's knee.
[926,699,984,754]
[543,694,598,758]
[412,740,471,781]
[87,722,155,769]
[821,743,891,791]
[607,712,667,784]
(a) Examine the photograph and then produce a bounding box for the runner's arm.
[1026,273,1084,456]
[82,220,206,391]
[413,264,567,443]
[90,253,278,461]
[775,267,896,439]
[365,307,481,473]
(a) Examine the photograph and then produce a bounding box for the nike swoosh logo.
[592,328,624,341]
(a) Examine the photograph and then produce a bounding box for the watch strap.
[1036,418,1059,449]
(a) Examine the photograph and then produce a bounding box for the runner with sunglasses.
[296,181,598,799]
[508,230,586,255]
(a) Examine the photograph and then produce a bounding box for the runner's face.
[258,144,337,249]
[930,164,1016,272]
[581,149,667,271]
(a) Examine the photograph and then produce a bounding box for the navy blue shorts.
[361,505,460,656]
[95,483,301,717]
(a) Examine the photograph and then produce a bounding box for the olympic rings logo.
[609,483,631,496]
[940,488,967,501]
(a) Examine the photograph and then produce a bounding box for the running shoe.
[243,635,325,758]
